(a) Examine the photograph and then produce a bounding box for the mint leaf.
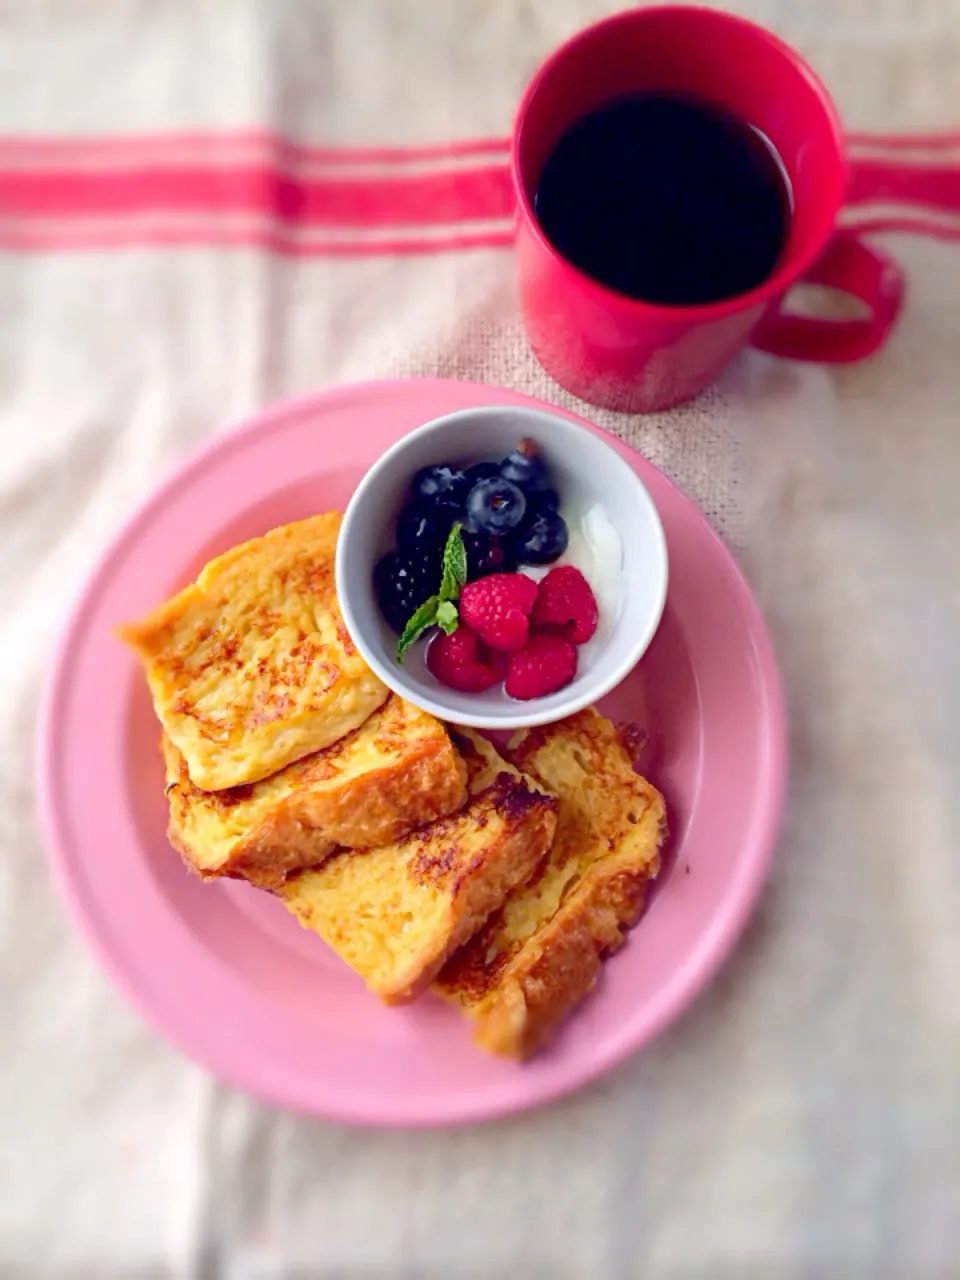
[439,522,467,602]
[436,600,458,635]
[397,595,440,663]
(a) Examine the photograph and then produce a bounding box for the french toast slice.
[162,696,468,890]
[119,513,388,790]
[435,708,667,1060]
[277,730,559,1004]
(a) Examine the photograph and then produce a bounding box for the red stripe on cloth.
[0,130,512,166]
[0,164,515,227]
[0,223,516,256]
[3,128,947,257]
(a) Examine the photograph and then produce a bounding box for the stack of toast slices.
[121,513,667,1060]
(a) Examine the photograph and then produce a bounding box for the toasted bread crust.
[381,774,559,1003]
[277,734,559,1003]
[163,735,335,888]
[436,709,666,1058]
[448,847,661,1060]
[163,696,467,889]
[119,513,388,790]
[447,727,524,790]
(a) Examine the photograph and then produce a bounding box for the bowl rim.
[335,403,669,729]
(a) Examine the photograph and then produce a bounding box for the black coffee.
[534,92,791,307]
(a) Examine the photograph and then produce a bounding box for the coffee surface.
[534,92,791,307]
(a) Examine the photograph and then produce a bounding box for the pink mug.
[511,5,905,412]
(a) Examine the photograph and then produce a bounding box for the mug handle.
[750,231,905,363]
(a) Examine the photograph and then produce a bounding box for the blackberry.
[374,551,439,633]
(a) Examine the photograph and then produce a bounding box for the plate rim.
[35,377,787,1127]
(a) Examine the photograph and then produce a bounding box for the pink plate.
[36,378,786,1127]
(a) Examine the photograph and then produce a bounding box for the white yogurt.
[525,502,623,665]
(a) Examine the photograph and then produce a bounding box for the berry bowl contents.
[371,437,601,703]
[336,404,668,730]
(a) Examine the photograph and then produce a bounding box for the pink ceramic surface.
[36,379,786,1127]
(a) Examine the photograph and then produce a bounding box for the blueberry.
[411,463,470,512]
[397,502,450,556]
[533,486,560,513]
[465,460,501,486]
[465,478,526,534]
[512,509,569,565]
[462,528,519,580]
[500,440,551,494]
[374,551,440,633]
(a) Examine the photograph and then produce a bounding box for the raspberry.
[427,625,507,693]
[531,566,599,644]
[505,634,578,700]
[459,572,539,652]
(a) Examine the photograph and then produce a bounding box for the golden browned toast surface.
[162,695,467,889]
[435,709,666,1059]
[119,513,388,790]
[277,730,559,1004]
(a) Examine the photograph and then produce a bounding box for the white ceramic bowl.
[335,404,668,729]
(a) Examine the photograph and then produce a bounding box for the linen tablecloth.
[2,1,958,1275]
